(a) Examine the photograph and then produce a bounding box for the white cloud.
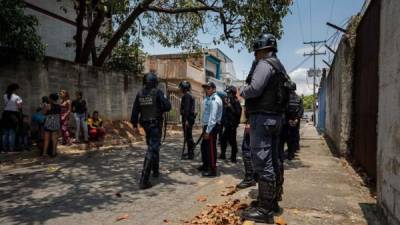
[289,67,316,96]
[294,46,314,55]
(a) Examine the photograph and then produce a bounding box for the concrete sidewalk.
[238,123,381,225]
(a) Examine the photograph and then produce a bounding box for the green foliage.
[140,0,292,52]
[0,0,46,60]
[106,37,146,74]
[302,94,315,111]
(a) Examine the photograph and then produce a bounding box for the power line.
[309,0,313,41]
[295,0,305,42]
[326,0,336,39]
[288,55,312,74]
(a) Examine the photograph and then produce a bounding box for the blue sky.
[142,0,365,95]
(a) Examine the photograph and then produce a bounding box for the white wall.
[377,0,400,224]
[24,0,108,63]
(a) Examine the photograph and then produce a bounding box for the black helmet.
[288,81,297,91]
[252,33,278,52]
[143,72,158,88]
[225,85,237,95]
[179,80,191,91]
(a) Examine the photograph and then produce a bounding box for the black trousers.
[182,122,194,151]
[220,125,238,159]
[201,125,219,173]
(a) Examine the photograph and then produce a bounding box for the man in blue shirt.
[199,81,223,177]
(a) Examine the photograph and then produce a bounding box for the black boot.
[188,141,195,160]
[230,154,237,163]
[236,157,256,189]
[152,155,160,178]
[139,158,153,189]
[219,153,226,160]
[241,180,275,224]
[197,165,206,171]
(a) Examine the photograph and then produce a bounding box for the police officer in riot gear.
[179,80,196,160]
[240,33,291,223]
[220,85,242,163]
[131,73,171,189]
[281,82,304,160]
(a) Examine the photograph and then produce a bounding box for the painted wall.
[377,0,400,224]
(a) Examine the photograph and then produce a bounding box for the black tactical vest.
[139,88,160,121]
[287,92,302,118]
[245,57,291,114]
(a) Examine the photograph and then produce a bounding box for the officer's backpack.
[263,58,292,111]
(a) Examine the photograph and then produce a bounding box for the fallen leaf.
[216,180,225,184]
[243,221,255,225]
[47,166,59,173]
[116,214,129,221]
[275,216,287,225]
[196,196,207,202]
[163,219,169,223]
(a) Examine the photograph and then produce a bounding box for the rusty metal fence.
[165,93,203,125]
[352,0,381,180]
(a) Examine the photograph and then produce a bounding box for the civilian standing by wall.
[59,90,72,145]
[1,84,22,153]
[72,91,88,143]
[42,93,61,157]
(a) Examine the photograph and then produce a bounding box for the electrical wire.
[295,0,305,43]
[309,0,313,41]
[326,0,336,39]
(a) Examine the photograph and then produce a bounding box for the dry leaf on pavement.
[196,196,207,202]
[275,216,287,225]
[116,214,129,221]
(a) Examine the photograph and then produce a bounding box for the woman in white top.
[1,83,22,152]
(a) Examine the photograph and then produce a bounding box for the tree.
[302,94,315,111]
[70,0,292,66]
[0,0,45,60]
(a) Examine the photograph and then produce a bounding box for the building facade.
[23,0,109,63]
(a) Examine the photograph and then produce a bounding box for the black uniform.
[131,87,171,189]
[280,91,303,160]
[180,92,196,159]
[220,96,242,162]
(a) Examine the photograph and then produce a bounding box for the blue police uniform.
[131,87,171,189]
[241,53,288,220]
[200,91,222,176]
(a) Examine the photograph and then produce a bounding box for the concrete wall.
[0,55,141,121]
[377,0,400,224]
[324,37,354,156]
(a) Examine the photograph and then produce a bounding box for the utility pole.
[303,40,326,126]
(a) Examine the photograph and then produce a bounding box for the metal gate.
[352,0,381,180]
[165,92,203,124]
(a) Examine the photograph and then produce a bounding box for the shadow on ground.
[0,132,247,225]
